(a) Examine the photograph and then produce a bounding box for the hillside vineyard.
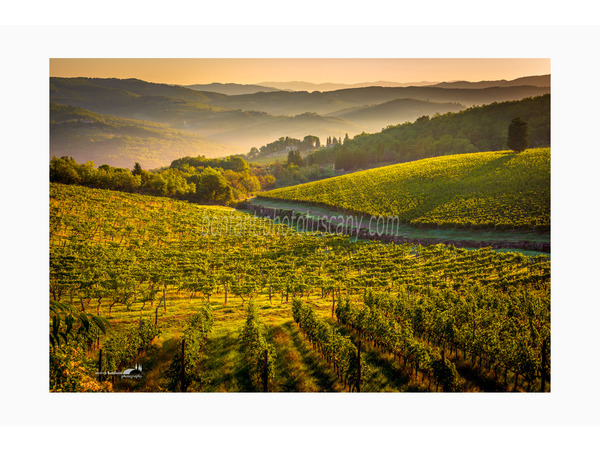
[260,148,550,231]
[50,183,550,392]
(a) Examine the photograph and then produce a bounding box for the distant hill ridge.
[183,82,281,95]
[257,80,438,91]
[257,74,549,92]
[329,98,465,131]
[432,74,550,89]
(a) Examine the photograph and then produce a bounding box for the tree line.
[50,154,268,205]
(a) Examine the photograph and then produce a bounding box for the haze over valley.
[50,74,550,168]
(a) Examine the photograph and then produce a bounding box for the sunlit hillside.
[260,148,550,230]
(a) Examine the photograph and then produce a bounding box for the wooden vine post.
[357,339,362,393]
[541,338,548,392]
[262,349,269,393]
[331,287,336,317]
[180,338,187,392]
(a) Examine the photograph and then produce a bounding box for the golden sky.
[50,58,550,85]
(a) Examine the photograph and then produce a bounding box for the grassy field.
[258,148,550,230]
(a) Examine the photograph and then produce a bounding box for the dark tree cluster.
[506,117,530,152]
[249,135,321,159]
[287,149,304,167]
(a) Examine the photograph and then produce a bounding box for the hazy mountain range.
[248,74,549,92]
[50,74,550,168]
[255,80,437,92]
[205,85,547,117]
[327,98,465,130]
[431,75,550,89]
[184,82,281,95]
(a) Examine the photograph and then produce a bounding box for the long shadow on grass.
[263,324,305,392]
[199,331,256,392]
[282,321,339,392]
[453,359,506,392]
[333,322,411,392]
[361,346,411,392]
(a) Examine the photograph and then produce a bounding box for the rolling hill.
[208,112,361,147]
[208,84,550,117]
[50,77,361,150]
[257,75,549,92]
[183,82,281,95]
[432,74,550,89]
[257,80,438,91]
[329,98,465,132]
[50,103,241,169]
[258,148,550,230]
[51,77,227,104]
